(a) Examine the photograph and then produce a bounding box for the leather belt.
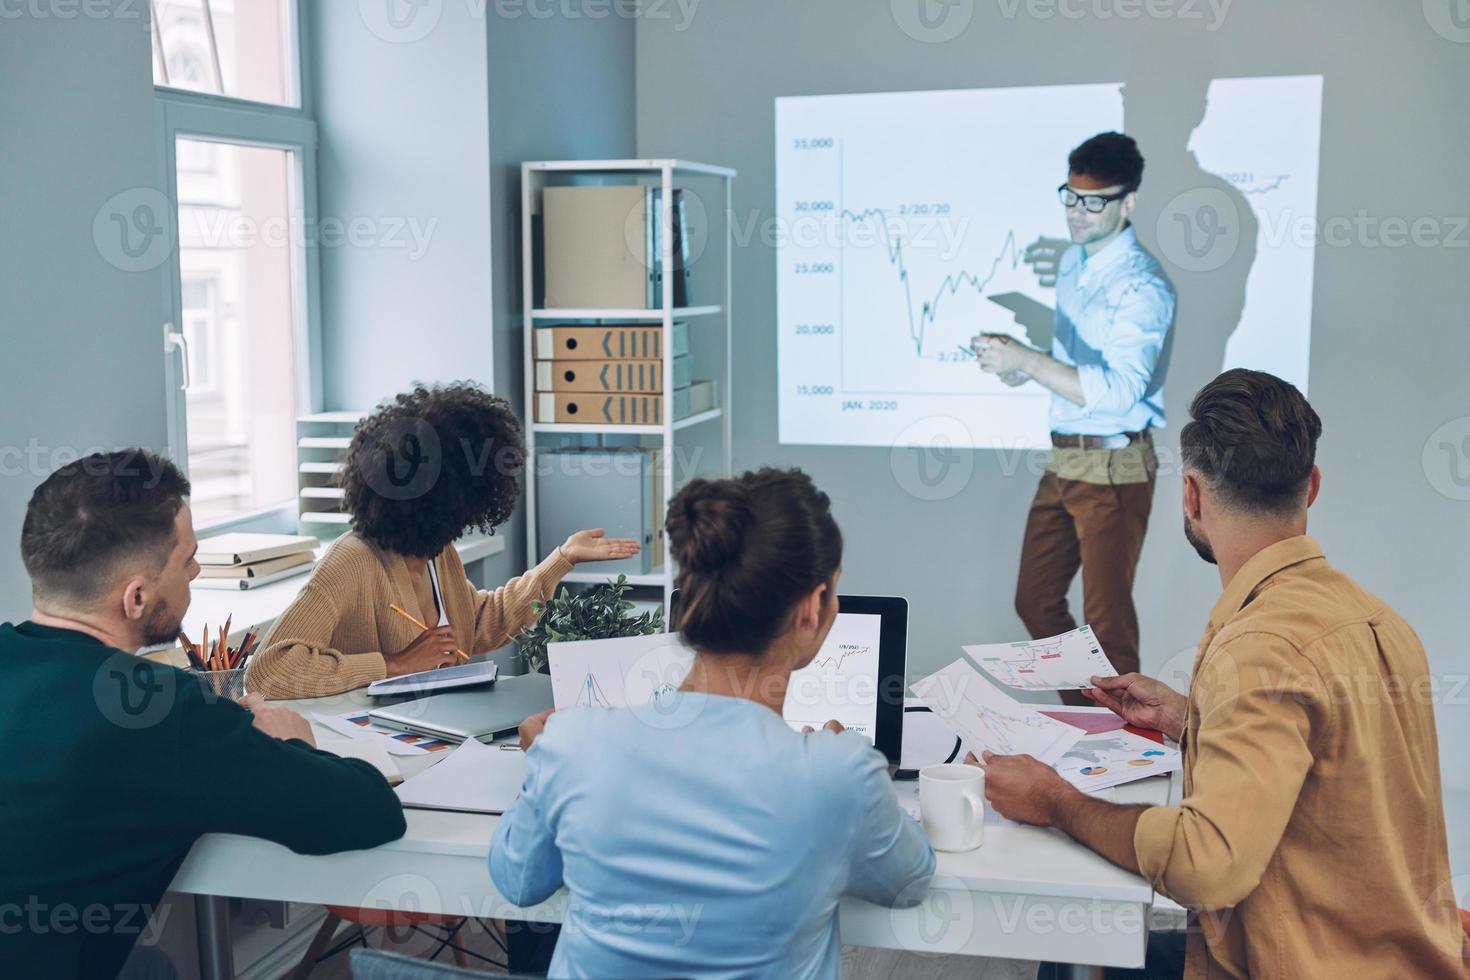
[1051,430,1151,450]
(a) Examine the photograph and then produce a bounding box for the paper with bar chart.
[910,658,1085,766]
[775,76,1322,448]
[966,625,1117,692]
[1053,730,1181,791]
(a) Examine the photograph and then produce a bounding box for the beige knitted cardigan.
[245,531,572,699]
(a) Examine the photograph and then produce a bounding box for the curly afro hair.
[341,383,526,558]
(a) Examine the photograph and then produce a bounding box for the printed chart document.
[1052,730,1181,791]
[547,633,696,709]
[965,625,1117,691]
[910,658,1085,766]
[394,738,527,815]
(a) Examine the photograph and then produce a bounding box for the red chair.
[288,904,506,979]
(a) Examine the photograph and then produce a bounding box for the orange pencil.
[220,615,232,670]
[387,604,468,663]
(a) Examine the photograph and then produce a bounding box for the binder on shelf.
[537,448,659,575]
[542,185,693,310]
[534,322,688,361]
[535,355,691,394]
[543,185,649,310]
[534,380,718,426]
[536,393,664,425]
[674,380,718,419]
[645,187,692,309]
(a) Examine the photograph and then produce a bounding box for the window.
[151,0,298,107]
[154,0,320,530]
[176,141,300,523]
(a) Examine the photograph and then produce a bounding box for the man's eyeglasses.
[1058,183,1131,214]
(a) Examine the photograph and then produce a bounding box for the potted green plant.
[517,574,665,674]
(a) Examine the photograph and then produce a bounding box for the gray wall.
[309,1,497,411]
[635,0,1470,836]
[308,5,636,654]
[0,3,167,619]
[485,3,638,623]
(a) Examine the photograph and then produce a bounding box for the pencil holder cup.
[193,667,248,704]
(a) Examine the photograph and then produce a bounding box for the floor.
[842,947,1039,980]
[302,918,511,978]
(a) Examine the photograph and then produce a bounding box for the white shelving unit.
[521,159,736,606]
[295,411,368,540]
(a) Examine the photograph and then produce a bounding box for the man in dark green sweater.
[0,450,407,979]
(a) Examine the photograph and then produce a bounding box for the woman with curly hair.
[246,383,637,699]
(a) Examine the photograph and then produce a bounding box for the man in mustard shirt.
[977,370,1469,977]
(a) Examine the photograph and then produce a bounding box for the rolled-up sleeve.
[473,550,574,654]
[1075,277,1174,419]
[489,740,565,907]
[844,745,936,908]
[1134,633,1319,911]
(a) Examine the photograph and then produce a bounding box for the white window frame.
[154,5,322,535]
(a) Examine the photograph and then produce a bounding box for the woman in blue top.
[490,467,935,979]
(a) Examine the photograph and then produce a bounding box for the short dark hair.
[667,468,843,654]
[1068,132,1145,193]
[21,450,191,603]
[1180,369,1322,515]
[341,382,526,559]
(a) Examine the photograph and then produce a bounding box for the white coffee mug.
[919,762,985,852]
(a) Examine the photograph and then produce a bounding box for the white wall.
[0,2,167,618]
[634,0,1470,867]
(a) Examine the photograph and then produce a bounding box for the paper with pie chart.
[910,658,1085,766]
[965,625,1117,691]
[1053,730,1181,791]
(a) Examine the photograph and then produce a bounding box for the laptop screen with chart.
[549,595,907,762]
[782,607,882,739]
[664,592,907,762]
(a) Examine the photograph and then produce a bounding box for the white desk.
[168,690,1172,977]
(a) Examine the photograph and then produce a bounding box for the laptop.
[368,672,554,744]
[667,592,909,765]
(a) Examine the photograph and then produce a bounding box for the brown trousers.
[1016,467,1155,706]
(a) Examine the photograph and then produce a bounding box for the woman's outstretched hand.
[560,528,641,565]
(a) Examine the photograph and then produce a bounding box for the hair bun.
[670,481,754,574]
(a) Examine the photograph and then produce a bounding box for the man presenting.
[974,132,1175,701]
[977,370,1470,977]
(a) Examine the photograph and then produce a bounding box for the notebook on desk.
[394,737,526,814]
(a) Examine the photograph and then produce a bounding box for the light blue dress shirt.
[1049,225,1176,437]
[489,693,935,980]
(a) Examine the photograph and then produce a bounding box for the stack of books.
[195,533,318,591]
[532,321,716,425]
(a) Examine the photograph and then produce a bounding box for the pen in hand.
[388,603,469,664]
